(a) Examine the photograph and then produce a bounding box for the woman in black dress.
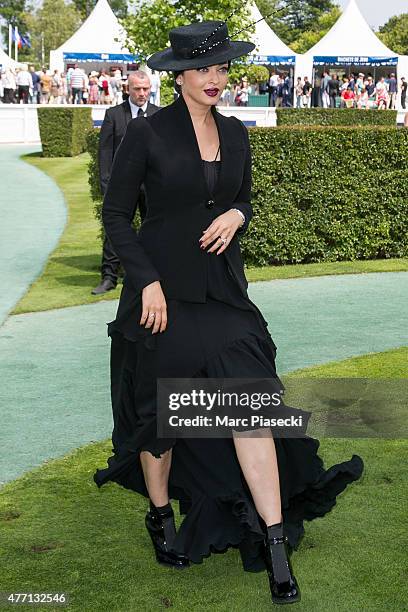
[94,19,364,605]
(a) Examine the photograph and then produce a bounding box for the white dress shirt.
[129,99,148,118]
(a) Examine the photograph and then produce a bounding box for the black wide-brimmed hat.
[146,20,255,71]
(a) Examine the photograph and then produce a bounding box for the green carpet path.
[0,145,66,326]
[0,271,407,485]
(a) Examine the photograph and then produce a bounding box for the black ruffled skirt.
[93,294,364,572]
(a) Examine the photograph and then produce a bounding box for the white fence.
[0,103,406,145]
[0,103,278,145]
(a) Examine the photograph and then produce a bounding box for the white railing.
[0,102,406,145]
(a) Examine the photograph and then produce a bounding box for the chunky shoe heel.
[264,526,301,605]
[145,506,190,569]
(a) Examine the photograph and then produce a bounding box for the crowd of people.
[1,62,407,111]
[0,63,161,106]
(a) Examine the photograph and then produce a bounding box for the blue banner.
[313,55,398,66]
[63,52,139,63]
[250,54,296,65]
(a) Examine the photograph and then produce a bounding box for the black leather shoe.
[264,534,301,604]
[91,278,117,295]
[145,507,190,569]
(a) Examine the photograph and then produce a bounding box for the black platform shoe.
[264,525,301,605]
[145,505,190,569]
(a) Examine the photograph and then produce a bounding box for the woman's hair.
[173,60,231,94]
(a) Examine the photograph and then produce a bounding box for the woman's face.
[180,63,229,106]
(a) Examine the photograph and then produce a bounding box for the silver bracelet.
[231,208,245,227]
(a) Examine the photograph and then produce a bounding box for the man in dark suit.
[92,70,160,294]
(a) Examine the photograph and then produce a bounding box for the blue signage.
[250,54,296,65]
[63,52,139,62]
[313,55,398,66]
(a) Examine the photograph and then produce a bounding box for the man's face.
[128,77,151,106]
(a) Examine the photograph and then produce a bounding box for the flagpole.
[14,26,18,61]
[9,24,12,57]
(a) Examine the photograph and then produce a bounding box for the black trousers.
[100,189,147,283]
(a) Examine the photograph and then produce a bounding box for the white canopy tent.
[49,0,137,72]
[295,0,400,83]
[248,2,296,66]
[0,48,23,70]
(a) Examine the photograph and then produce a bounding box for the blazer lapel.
[172,93,232,202]
[123,99,132,125]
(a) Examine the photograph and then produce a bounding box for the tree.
[25,0,82,67]
[256,0,339,48]
[0,0,26,27]
[290,6,341,53]
[121,0,254,64]
[378,13,408,55]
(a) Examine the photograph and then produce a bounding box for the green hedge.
[87,125,408,266]
[244,125,407,266]
[276,108,397,126]
[38,107,93,157]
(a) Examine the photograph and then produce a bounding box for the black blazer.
[102,92,253,303]
[98,99,160,195]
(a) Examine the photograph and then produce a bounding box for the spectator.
[302,76,312,108]
[268,70,279,107]
[343,86,355,108]
[58,73,68,103]
[282,73,291,107]
[401,77,407,110]
[340,77,349,108]
[149,69,161,105]
[276,76,284,107]
[70,64,86,104]
[355,73,365,107]
[238,77,249,106]
[321,71,331,109]
[375,77,388,110]
[327,73,340,108]
[295,77,304,108]
[49,70,61,103]
[29,66,40,103]
[88,71,99,104]
[357,87,369,110]
[110,70,123,105]
[16,65,33,104]
[40,68,52,104]
[388,73,397,109]
[1,67,16,103]
[98,70,110,104]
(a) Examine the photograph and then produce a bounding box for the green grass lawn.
[14,153,408,315]
[1,348,407,612]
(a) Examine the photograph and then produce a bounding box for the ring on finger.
[218,236,227,245]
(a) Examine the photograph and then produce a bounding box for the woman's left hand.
[199,209,243,255]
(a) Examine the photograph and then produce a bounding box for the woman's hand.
[140,281,167,333]
[199,209,243,255]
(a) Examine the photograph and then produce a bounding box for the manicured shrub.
[276,108,397,127]
[38,107,93,157]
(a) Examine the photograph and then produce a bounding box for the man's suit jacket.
[102,92,253,303]
[98,99,160,196]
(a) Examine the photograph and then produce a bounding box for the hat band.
[175,37,232,61]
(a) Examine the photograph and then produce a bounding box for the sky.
[336,0,407,30]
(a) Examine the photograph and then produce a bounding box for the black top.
[201,150,257,313]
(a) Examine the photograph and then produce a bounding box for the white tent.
[296,0,399,81]
[49,0,136,72]
[249,2,296,66]
[0,48,23,70]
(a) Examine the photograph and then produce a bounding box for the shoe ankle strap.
[267,535,288,545]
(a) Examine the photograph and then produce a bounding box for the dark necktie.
[137,107,145,118]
